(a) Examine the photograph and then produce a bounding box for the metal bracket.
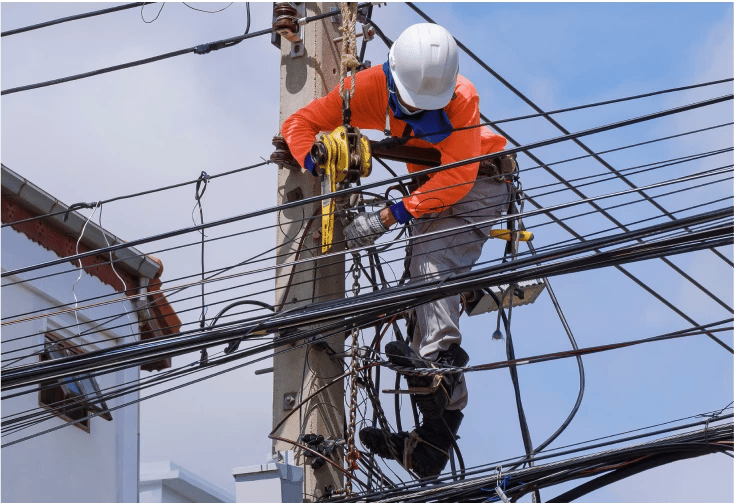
[283,392,297,410]
[289,3,306,59]
[272,3,305,58]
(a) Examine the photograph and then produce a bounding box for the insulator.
[272,3,300,43]
[271,135,300,171]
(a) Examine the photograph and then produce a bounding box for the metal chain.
[345,327,361,494]
[351,253,361,296]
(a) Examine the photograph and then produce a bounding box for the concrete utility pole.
[273,3,345,501]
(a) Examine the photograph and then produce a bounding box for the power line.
[1,2,152,37]
[4,162,731,346]
[3,206,730,389]
[1,4,371,96]
[5,167,731,358]
[4,140,722,305]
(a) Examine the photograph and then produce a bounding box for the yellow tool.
[310,125,372,253]
[489,229,534,242]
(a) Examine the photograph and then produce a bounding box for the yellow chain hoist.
[310,125,372,253]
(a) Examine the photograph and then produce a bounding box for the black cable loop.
[62,202,99,222]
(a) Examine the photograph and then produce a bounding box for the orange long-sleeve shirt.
[281,65,506,218]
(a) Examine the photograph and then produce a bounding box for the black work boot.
[385,341,469,419]
[359,409,464,479]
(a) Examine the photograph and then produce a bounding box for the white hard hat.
[389,23,459,110]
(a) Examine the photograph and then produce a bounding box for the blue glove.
[304,154,319,176]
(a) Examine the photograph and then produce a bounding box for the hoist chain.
[345,327,361,495]
[350,253,362,296]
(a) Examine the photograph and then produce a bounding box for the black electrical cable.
[8,163,732,348]
[1,4,371,96]
[4,207,730,391]
[2,171,720,359]
[2,304,361,429]
[141,2,165,23]
[357,424,734,502]
[4,145,726,304]
[520,187,734,354]
[367,401,734,497]
[342,413,734,501]
[0,167,702,332]
[6,209,728,366]
[1,2,152,37]
[0,158,720,322]
[545,451,706,503]
[183,2,232,14]
[4,164,731,352]
[486,287,538,481]
[5,92,730,279]
[2,315,366,443]
[7,157,734,350]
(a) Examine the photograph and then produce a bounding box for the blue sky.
[2,2,732,501]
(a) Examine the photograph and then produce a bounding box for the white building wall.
[140,462,235,503]
[2,226,141,503]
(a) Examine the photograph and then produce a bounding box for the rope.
[338,2,360,101]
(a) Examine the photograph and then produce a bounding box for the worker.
[281,23,512,478]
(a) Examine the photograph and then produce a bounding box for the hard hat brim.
[394,75,455,111]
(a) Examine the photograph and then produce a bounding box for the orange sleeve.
[403,76,507,218]
[280,66,388,170]
[480,125,507,155]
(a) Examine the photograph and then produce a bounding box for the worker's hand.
[344,210,388,249]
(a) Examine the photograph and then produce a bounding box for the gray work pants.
[408,177,510,410]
